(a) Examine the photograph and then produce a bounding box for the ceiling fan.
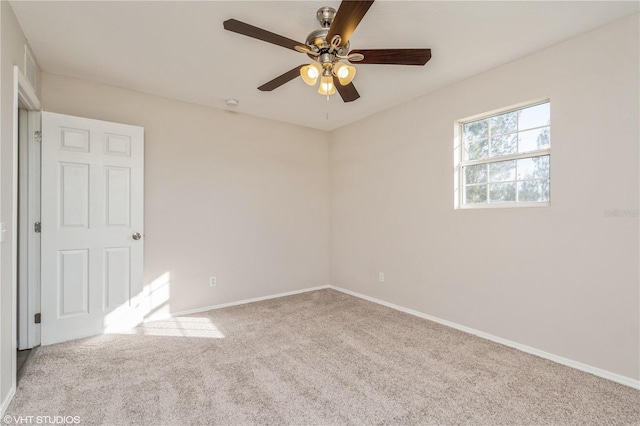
[223,0,431,103]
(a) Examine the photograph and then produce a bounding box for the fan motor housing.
[305,28,350,60]
[304,7,350,61]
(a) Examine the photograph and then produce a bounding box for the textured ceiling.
[10,1,639,131]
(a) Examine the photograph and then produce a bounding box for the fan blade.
[333,76,360,103]
[258,65,305,91]
[348,49,432,65]
[326,1,375,47]
[223,19,305,51]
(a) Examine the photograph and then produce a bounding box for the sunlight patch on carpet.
[130,316,225,338]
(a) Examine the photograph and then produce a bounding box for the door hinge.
[34,222,41,233]
[34,313,41,324]
[34,131,42,143]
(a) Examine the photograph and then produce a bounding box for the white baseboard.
[328,285,640,390]
[170,285,331,317]
[0,386,16,416]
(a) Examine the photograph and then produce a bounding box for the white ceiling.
[10,1,639,131]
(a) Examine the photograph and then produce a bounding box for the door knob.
[132,232,142,240]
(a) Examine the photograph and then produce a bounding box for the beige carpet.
[7,289,639,425]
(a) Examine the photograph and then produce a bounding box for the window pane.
[518,126,550,153]
[518,180,550,202]
[489,182,516,203]
[460,101,551,207]
[517,155,549,180]
[490,134,517,157]
[489,160,516,182]
[464,119,488,140]
[466,185,487,203]
[518,102,550,130]
[465,138,488,161]
[465,164,487,184]
[490,111,517,136]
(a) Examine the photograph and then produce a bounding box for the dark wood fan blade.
[350,49,432,65]
[326,1,375,47]
[333,76,360,102]
[258,65,305,91]
[223,19,305,51]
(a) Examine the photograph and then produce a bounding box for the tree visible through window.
[459,101,550,207]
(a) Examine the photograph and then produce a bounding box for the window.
[458,101,550,207]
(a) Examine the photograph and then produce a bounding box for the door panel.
[104,247,130,310]
[60,162,89,228]
[105,167,131,226]
[58,249,89,317]
[41,112,144,345]
[60,128,90,152]
[105,134,131,156]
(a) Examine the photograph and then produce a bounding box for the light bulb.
[300,62,322,86]
[307,66,319,79]
[332,62,356,86]
[317,75,336,95]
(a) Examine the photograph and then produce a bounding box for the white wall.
[330,14,639,381]
[41,73,330,314]
[0,1,41,411]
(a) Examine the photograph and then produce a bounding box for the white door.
[41,112,144,345]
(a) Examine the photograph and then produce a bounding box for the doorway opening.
[16,106,41,382]
[11,66,41,396]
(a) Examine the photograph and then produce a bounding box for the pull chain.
[326,93,330,120]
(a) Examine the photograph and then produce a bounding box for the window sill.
[456,202,550,210]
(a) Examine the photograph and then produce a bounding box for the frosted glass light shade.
[333,62,356,85]
[317,75,336,95]
[300,62,322,86]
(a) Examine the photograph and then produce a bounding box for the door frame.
[11,65,40,390]
[17,105,41,349]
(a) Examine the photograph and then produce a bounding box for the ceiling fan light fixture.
[300,62,322,86]
[317,75,336,95]
[333,62,356,85]
[223,1,431,104]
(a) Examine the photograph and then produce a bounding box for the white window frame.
[456,100,551,209]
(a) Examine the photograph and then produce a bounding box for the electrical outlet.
[378,272,384,283]
[209,276,217,287]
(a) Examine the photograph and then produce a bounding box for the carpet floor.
[7,289,640,425]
